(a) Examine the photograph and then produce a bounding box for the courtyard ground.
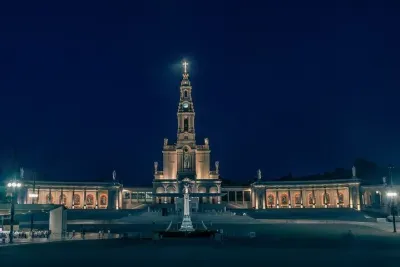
[0,224,399,267]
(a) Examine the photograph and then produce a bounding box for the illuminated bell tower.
[177,61,195,145]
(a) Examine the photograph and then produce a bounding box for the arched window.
[294,194,301,205]
[86,194,94,205]
[100,195,107,206]
[73,194,81,205]
[281,194,288,205]
[59,194,67,205]
[323,193,330,205]
[46,194,53,204]
[338,193,344,204]
[184,118,189,132]
[308,194,314,205]
[184,90,188,98]
[267,194,274,205]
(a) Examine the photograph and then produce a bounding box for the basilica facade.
[151,63,222,207]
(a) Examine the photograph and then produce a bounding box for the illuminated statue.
[112,170,116,181]
[184,153,190,169]
[154,161,158,173]
[257,169,262,180]
[352,166,356,177]
[215,161,220,174]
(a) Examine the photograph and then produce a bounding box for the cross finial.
[183,61,188,73]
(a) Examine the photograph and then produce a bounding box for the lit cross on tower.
[183,61,188,73]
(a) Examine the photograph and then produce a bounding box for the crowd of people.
[0,230,52,243]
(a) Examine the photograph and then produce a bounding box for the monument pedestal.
[179,215,194,232]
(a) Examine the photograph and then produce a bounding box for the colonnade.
[250,186,361,210]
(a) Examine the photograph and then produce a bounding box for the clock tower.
[177,61,195,145]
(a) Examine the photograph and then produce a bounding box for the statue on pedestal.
[257,169,262,180]
[154,161,158,173]
[179,183,194,232]
[164,138,168,146]
[204,138,209,145]
[184,153,190,169]
[112,170,116,181]
[215,161,220,174]
[352,166,356,177]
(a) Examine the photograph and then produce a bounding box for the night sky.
[0,1,399,185]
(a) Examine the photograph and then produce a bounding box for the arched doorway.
[198,186,207,203]
[166,186,176,204]
[156,187,164,204]
[209,187,218,204]
[373,191,381,207]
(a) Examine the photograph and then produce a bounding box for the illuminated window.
[338,193,344,204]
[100,195,107,205]
[86,194,94,205]
[184,118,188,131]
[73,194,81,205]
[323,193,330,204]
[294,194,301,205]
[308,194,314,205]
[281,194,288,205]
[267,194,274,205]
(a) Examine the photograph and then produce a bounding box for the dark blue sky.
[0,1,399,184]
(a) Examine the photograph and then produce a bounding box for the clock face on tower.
[183,102,189,109]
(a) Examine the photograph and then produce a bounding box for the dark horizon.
[1,1,399,185]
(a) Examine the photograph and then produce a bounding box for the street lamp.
[387,191,398,233]
[7,178,22,243]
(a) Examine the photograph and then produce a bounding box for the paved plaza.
[0,224,399,266]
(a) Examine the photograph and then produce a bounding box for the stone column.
[336,188,340,208]
[96,189,99,209]
[84,188,87,209]
[262,189,266,209]
[251,189,254,208]
[276,191,279,208]
[242,191,245,206]
[324,187,327,208]
[234,191,237,203]
[349,186,353,209]
[355,186,361,211]
[312,188,316,208]
[49,188,52,204]
[227,190,230,202]
[37,187,40,204]
[255,191,259,209]
[60,188,64,205]
[288,189,292,208]
[300,188,304,208]
[72,188,75,209]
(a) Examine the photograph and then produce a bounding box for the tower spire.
[177,60,195,145]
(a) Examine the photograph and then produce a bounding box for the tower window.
[184,90,188,98]
[184,118,188,131]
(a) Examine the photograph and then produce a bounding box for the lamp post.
[28,173,38,233]
[387,191,397,233]
[7,179,22,243]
